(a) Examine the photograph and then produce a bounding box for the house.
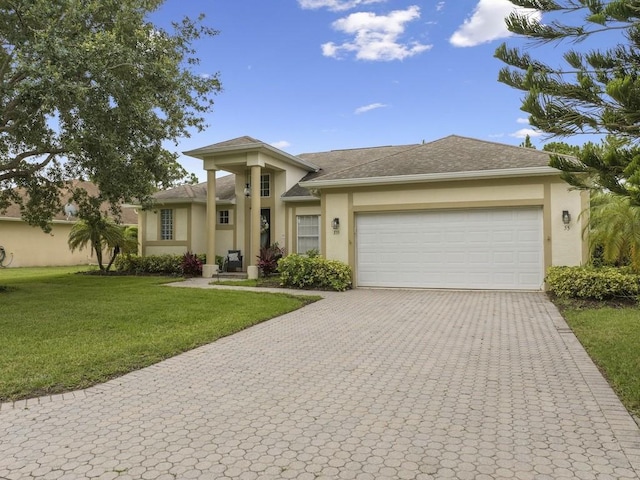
[139,135,587,290]
[1,181,138,268]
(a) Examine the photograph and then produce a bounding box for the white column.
[247,165,261,279]
[202,170,218,277]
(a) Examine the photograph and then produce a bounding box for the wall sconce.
[562,210,571,230]
[244,183,251,198]
[331,217,340,233]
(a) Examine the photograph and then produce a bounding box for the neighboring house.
[139,135,587,290]
[1,181,137,268]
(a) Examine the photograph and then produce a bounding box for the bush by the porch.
[278,254,352,291]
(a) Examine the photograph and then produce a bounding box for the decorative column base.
[202,264,219,278]
[247,265,259,280]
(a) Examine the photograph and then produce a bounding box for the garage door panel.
[356,208,543,290]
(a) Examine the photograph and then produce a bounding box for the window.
[218,210,230,225]
[260,174,270,197]
[160,209,173,240]
[297,215,320,253]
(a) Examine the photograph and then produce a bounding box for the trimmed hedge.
[278,254,352,292]
[546,266,640,300]
[115,253,207,276]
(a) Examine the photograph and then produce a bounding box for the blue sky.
[151,0,555,180]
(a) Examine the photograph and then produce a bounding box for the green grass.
[561,305,640,418]
[0,266,314,401]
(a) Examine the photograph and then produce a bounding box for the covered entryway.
[356,207,544,290]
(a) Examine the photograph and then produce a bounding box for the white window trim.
[296,215,320,254]
[160,209,174,240]
[260,173,270,198]
[218,210,230,225]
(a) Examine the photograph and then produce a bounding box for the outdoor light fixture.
[244,183,251,198]
[331,217,340,233]
[562,210,571,229]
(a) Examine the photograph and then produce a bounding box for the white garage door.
[356,208,544,290]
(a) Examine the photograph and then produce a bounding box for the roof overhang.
[280,195,320,203]
[299,166,560,189]
[129,197,236,208]
[184,142,320,173]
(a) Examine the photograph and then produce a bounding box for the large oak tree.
[495,0,640,202]
[0,0,221,230]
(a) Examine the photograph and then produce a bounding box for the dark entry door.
[260,208,271,248]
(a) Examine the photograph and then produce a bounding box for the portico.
[183,137,318,278]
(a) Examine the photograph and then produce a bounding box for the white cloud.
[270,140,291,150]
[322,6,432,61]
[354,103,388,114]
[516,117,529,124]
[449,0,541,47]
[510,128,543,139]
[436,2,445,11]
[298,0,386,11]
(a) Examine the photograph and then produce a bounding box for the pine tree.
[496,1,640,201]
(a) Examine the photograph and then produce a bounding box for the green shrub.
[115,253,204,276]
[546,266,640,300]
[278,254,352,292]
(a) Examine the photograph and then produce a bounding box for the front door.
[260,208,271,248]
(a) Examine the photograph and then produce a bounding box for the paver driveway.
[1,289,640,480]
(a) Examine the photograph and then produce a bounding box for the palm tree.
[587,192,640,272]
[120,226,139,256]
[68,216,125,272]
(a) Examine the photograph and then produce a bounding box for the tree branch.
[0,149,66,182]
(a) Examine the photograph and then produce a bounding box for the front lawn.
[560,304,640,418]
[0,267,315,402]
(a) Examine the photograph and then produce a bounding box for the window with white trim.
[218,210,230,225]
[160,209,173,240]
[260,174,270,197]
[297,215,320,253]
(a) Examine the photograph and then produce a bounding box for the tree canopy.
[0,0,221,230]
[496,0,640,201]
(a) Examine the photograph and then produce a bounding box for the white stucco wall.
[324,193,349,263]
[1,219,98,267]
[144,211,158,241]
[190,204,207,254]
[216,230,234,258]
[352,183,544,206]
[175,208,188,241]
[550,183,585,266]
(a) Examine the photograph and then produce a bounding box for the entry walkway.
[1,290,639,479]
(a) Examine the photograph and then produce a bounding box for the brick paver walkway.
[1,290,639,479]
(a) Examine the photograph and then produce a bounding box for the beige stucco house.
[139,135,587,290]
[1,181,137,268]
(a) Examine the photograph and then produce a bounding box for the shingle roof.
[187,136,263,152]
[285,135,556,196]
[161,135,560,202]
[1,180,138,224]
[282,144,413,197]
[303,135,554,182]
[152,174,236,203]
